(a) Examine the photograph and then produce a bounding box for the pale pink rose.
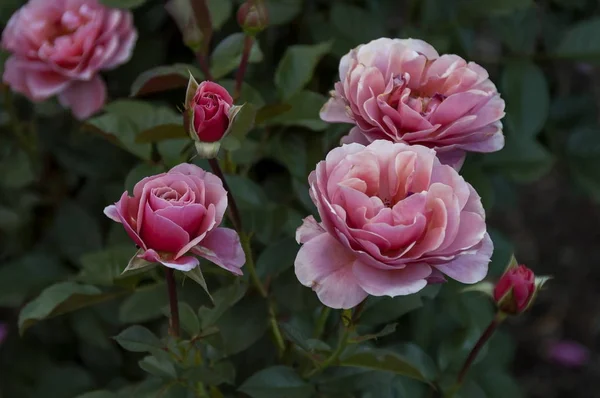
[1,0,137,119]
[104,163,245,273]
[321,38,505,169]
[295,141,492,309]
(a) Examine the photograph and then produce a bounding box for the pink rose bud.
[185,75,234,158]
[1,0,137,119]
[294,141,492,309]
[494,264,536,314]
[237,0,268,36]
[320,38,506,169]
[104,163,245,275]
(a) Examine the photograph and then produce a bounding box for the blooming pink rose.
[295,141,492,309]
[494,264,535,314]
[104,163,245,274]
[1,0,137,119]
[191,81,233,142]
[320,38,505,168]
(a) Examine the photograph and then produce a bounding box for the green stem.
[241,232,267,298]
[313,307,331,339]
[269,300,286,357]
[2,88,38,167]
[305,325,351,378]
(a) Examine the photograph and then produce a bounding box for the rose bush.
[320,38,505,168]
[1,0,137,119]
[104,163,245,274]
[295,140,492,309]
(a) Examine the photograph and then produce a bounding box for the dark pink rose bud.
[493,264,535,314]
[185,75,234,157]
[237,0,268,36]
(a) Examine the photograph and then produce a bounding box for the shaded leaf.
[119,283,168,323]
[138,355,177,379]
[113,325,162,353]
[178,302,201,336]
[351,323,398,343]
[256,237,298,278]
[130,64,203,96]
[211,33,263,80]
[198,283,247,329]
[556,17,600,61]
[135,124,186,143]
[239,366,314,398]
[217,295,269,355]
[262,90,328,131]
[275,41,332,100]
[207,0,232,30]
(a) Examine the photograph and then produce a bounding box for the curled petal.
[140,249,199,271]
[191,227,245,276]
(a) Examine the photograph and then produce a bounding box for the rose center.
[154,187,181,201]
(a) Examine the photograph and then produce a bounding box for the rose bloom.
[320,38,505,168]
[104,163,245,274]
[295,141,492,309]
[191,81,233,142]
[494,264,535,314]
[1,0,137,119]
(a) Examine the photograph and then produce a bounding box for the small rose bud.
[494,264,535,314]
[237,0,268,36]
[165,0,204,52]
[185,75,234,158]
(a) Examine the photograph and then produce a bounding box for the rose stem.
[208,158,242,232]
[455,312,506,386]
[234,35,254,102]
[196,54,213,81]
[164,267,180,337]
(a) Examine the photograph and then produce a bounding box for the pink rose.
[493,264,535,314]
[104,163,245,274]
[1,0,137,119]
[320,38,505,168]
[295,141,492,309]
[190,81,233,142]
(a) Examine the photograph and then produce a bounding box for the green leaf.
[556,17,600,61]
[221,102,257,151]
[567,126,600,201]
[138,355,177,379]
[331,4,385,48]
[113,325,162,353]
[219,79,266,107]
[130,64,203,96]
[501,61,549,138]
[314,368,396,396]
[75,391,117,398]
[225,174,268,207]
[256,237,298,278]
[256,103,293,124]
[207,0,232,30]
[198,283,247,329]
[135,124,186,143]
[50,201,102,263]
[239,366,314,398]
[262,90,328,131]
[124,163,165,193]
[265,0,301,25]
[458,0,532,16]
[217,295,269,355]
[77,245,138,287]
[484,136,554,182]
[0,149,35,189]
[18,282,109,334]
[269,133,307,179]
[274,41,332,100]
[351,323,397,343]
[86,100,182,160]
[340,344,437,383]
[359,294,424,326]
[100,0,146,9]
[119,284,168,323]
[178,302,201,336]
[211,33,263,80]
[183,266,212,301]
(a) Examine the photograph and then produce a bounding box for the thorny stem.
[313,307,331,339]
[164,267,180,337]
[234,35,254,101]
[455,312,506,386]
[305,320,351,378]
[208,158,242,232]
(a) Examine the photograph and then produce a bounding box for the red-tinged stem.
[208,158,242,232]
[456,312,506,385]
[196,53,213,81]
[164,267,180,337]
[234,35,254,101]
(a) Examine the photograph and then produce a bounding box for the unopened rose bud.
[493,261,549,315]
[237,0,268,36]
[185,75,234,158]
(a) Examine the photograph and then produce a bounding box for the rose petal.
[140,249,199,271]
[191,227,245,275]
[353,261,431,297]
[58,75,107,119]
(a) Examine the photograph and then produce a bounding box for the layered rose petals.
[321,38,505,168]
[104,163,245,274]
[1,0,137,119]
[294,141,492,309]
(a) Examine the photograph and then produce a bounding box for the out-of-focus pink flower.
[294,141,492,309]
[494,264,535,314]
[0,323,8,345]
[104,163,245,274]
[547,340,590,368]
[1,0,137,119]
[320,38,505,169]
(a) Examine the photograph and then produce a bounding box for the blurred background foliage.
[0,0,599,397]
